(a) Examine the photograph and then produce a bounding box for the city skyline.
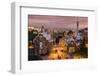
[28,15,88,30]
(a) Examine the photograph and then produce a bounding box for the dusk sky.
[28,15,88,30]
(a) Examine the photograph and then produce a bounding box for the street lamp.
[76,17,79,35]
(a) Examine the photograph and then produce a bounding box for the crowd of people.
[28,26,88,60]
